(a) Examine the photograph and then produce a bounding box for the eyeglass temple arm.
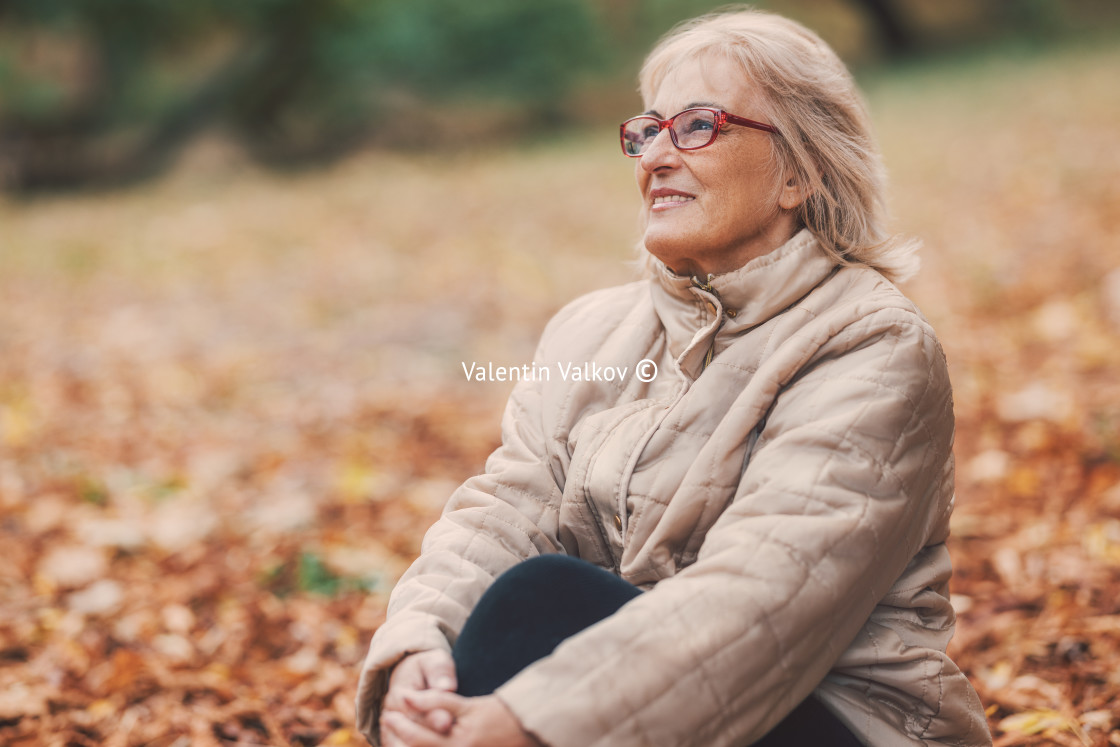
[723,112,779,135]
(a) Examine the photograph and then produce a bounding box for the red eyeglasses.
[620,107,779,157]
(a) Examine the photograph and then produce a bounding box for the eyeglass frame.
[619,107,779,157]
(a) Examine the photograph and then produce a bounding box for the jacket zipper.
[691,274,720,370]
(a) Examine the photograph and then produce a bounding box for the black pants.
[452,554,864,747]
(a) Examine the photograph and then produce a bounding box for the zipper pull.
[690,273,716,293]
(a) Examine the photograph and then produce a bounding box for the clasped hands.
[380,650,542,747]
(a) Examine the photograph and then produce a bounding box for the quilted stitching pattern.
[355,232,991,747]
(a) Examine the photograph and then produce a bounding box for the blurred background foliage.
[0,0,1117,192]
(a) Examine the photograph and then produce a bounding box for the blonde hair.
[639,6,919,283]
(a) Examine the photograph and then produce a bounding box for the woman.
[357,8,991,747]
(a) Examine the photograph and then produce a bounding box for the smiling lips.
[650,188,695,210]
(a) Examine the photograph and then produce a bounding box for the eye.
[685,117,714,133]
[642,124,661,139]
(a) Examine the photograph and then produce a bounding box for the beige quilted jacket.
[356,230,991,747]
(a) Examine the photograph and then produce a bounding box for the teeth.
[653,195,693,204]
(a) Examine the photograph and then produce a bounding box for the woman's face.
[637,54,799,277]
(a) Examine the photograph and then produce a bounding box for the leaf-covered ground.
[2,43,1119,746]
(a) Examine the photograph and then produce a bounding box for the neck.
[659,214,801,278]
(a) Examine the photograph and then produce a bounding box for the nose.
[639,126,680,173]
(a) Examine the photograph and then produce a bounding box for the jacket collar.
[648,229,839,362]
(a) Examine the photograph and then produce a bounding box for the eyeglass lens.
[621,109,719,156]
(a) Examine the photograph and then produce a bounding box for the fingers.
[382,711,446,747]
[403,688,466,715]
[383,686,424,721]
[385,651,454,715]
[381,723,408,747]
[384,689,454,735]
[389,654,430,691]
[426,707,454,734]
[383,651,459,736]
[388,650,456,695]
[415,649,458,692]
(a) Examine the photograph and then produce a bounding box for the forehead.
[645,53,762,115]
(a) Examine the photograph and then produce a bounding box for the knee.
[465,556,585,624]
[484,554,638,613]
[491,554,589,593]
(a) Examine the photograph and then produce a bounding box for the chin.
[643,235,694,273]
[641,241,674,268]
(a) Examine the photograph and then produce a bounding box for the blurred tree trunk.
[849,0,917,56]
[0,44,261,191]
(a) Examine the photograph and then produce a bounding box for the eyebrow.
[644,101,722,118]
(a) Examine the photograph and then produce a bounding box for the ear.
[778,174,811,211]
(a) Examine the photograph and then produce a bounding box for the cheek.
[725,168,778,216]
[634,161,648,191]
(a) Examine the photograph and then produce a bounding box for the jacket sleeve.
[355,335,567,744]
[494,309,955,747]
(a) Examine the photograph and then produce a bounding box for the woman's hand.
[382,691,541,747]
[381,650,458,746]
